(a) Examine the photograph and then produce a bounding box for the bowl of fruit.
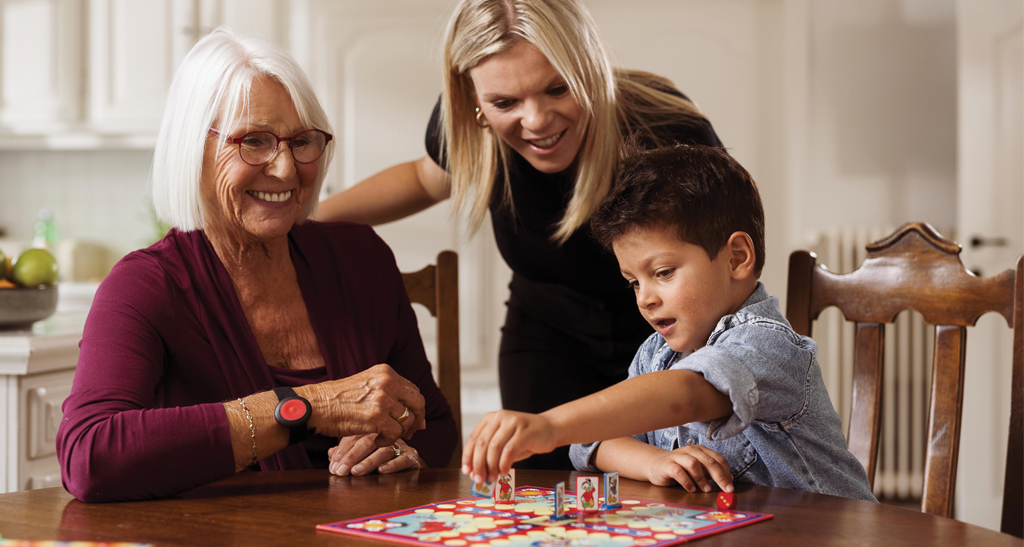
[0,247,60,330]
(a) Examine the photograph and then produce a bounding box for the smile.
[525,129,565,149]
[246,190,293,203]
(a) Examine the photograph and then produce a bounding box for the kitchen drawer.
[20,369,74,463]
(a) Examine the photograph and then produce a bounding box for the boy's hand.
[462,410,557,483]
[646,445,734,493]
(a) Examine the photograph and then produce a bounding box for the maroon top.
[57,221,457,502]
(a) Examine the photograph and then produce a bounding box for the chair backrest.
[402,250,461,468]
[785,222,1022,536]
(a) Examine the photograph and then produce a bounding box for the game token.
[717,492,736,510]
[576,476,599,512]
[554,481,565,519]
[470,479,495,498]
[604,471,621,508]
[495,469,516,502]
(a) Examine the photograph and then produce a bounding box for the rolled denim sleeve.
[670,346,758,440]
[674,318,811,440]
[570,333,663,471]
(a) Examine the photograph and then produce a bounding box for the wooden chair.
[402,251,462,468]
[786,222,1022,537]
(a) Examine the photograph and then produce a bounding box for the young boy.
[462,144,876,502]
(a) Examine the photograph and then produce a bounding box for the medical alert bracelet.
[238,398,257,466]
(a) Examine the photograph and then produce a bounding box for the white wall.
[804,0,957,238]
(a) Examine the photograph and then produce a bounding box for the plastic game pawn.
[603,471,620,509]
[576,476,598,513]
[495,469,515,502]
[554,481,565,519]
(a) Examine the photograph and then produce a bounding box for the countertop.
[0,282,97,376]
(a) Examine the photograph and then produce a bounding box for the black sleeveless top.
[425,89,722,371]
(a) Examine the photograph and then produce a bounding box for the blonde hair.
[441,0,710,243]
[152,28,334,231]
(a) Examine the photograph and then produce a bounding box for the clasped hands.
[311,364,428,476]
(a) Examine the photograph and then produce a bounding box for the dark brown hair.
[591,141,765,275]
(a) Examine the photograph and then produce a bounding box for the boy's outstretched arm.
[594,437,734,493]
[462,369,732,482]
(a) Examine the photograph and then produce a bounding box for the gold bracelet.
[237,398,257,466]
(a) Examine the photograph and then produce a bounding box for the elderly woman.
[56,29,457,502]
[315,0,721,470]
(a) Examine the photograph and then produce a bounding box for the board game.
[317,485,772,546]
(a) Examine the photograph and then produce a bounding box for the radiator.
[804,226,952,501]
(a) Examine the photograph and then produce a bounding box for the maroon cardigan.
[57,221,457,502]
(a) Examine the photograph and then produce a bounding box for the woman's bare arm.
[313,156,449,225]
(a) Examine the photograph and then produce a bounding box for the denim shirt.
[569,283,876,502]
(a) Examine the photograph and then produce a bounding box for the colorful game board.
[317,486,772,546]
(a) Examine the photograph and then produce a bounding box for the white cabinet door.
[0,0,83,133]
[88,0,185,134]
[88,0,291,136]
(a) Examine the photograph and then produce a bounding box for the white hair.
[152,27,334,231]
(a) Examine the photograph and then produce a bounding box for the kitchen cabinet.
[0,0,83,134]
[0,312,85,492]
[0,0,291,147]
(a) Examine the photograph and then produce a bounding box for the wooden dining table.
[0,469,1017,546]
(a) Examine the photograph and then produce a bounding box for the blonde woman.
[316,0,721,471]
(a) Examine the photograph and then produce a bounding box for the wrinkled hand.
[461,410,556,483]
[646,445,734,493]
[328,434,424,476]
[303,364,425,448]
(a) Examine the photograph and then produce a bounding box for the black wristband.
[273,386,313,446]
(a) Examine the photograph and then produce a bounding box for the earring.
[475,107,490,128]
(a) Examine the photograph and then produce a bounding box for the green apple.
[10,248,59,287]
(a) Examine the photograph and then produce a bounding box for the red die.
[716,492,736,511]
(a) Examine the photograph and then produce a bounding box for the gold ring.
[392,443,402,458]
[396,406,410,424]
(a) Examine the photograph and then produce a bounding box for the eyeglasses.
[208,128,333,166]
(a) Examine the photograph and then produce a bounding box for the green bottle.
[32,209,59,250]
